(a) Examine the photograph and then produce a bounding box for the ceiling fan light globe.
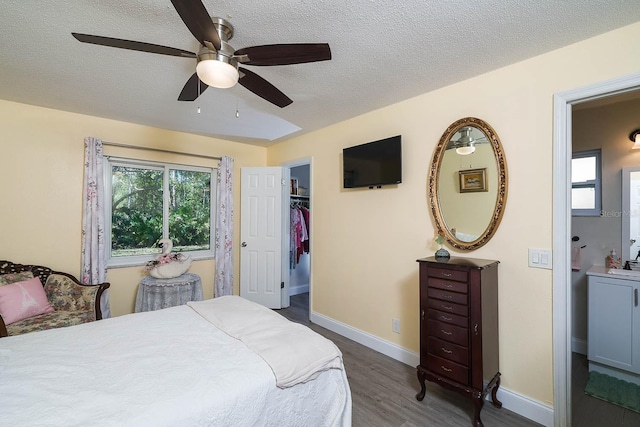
[196,59,239,89]
[456,146,476,155]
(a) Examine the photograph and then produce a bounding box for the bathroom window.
[571,149,601,216]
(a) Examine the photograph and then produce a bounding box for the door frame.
[553,72,640,426]
[282,156,313,318]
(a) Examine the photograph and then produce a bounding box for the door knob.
[241,242,247,247]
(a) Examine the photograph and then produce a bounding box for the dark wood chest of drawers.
[416,256,501,427]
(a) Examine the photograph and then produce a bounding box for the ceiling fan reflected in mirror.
[71,0,331,108]
[447,127,489,155]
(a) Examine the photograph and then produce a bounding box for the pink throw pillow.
[0,277,54,325]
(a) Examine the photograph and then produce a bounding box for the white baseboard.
[310,310,419,366]
[289,284,309,296]
[572,337,587,355]
[311,310,554,427]
[493,387,554,427]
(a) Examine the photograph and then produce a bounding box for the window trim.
[105,157,216,268]
[571,149,601,217]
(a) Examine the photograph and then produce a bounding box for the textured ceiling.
[1,1,639,146]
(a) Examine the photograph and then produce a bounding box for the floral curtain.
[214,156,234,297]
[81,137,110,318]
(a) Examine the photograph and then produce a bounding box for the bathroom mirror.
[622,166,640,264]
[428,117,508,250]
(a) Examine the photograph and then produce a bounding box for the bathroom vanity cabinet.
[587,266,640,384]
[416,256,501,427]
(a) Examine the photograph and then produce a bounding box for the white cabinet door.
[588,276,640,373]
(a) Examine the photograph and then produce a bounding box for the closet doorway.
[285,159,312,321]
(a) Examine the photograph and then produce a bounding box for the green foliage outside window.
[168,169,211,251]
[111,164,212,257]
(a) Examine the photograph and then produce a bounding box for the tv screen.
[343,135,402,188]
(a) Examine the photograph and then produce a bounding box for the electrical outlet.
[392,318,401,334]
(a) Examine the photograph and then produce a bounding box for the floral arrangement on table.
[144,252,188,271]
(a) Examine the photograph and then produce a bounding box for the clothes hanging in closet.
[300,206,310,253]
[290,205,310,269]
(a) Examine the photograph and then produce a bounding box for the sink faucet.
[624,251,640,269]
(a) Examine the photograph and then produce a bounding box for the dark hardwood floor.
[276,293,541,427]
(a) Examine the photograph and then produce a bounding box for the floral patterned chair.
[0,260,110,338]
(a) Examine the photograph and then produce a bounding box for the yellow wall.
[0,100,266,316]
[267,22,640,406]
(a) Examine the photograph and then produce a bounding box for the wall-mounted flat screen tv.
[343,135,402,188]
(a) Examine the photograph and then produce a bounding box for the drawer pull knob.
[421,309,425,320]
[441,347,453,354]
[441,366,452,372]
[442,273,452,277]
[441,316,452,321]
[443,295,453,300]
[445,284,453,288]
[440,329,453,335]
[441,305,453,311]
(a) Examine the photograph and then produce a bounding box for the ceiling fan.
[72,0,331,108]
[447,127,489,155]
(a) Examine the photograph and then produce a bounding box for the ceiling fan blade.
[72,33,196,58]
[170,0,221,51]
[235,43,331,66]
[238,67,292,108]
[178,73,209,101]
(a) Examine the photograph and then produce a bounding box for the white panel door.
[240,167,285,308]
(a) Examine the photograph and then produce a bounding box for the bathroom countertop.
[587,265,640,281]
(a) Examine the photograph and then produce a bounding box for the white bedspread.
[188,296,343,388]
[0,299,352,427]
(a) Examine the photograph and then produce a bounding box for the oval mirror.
[428,117,508,250]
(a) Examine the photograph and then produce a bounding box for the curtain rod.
[102,141,222,161]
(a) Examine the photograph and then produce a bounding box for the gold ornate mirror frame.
[428,117,508,250]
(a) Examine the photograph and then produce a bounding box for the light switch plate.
[529,248,552,269]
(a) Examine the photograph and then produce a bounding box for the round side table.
[135,273,203,312]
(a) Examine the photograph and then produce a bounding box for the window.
[571,149,601,216]
[105,158,216,267]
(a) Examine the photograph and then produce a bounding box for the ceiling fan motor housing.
[199,17,237,66]
[197,44,237,69]
[212,17,234,42]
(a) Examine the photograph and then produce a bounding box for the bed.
[0,296,352,426]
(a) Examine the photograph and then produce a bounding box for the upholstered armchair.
[0,260,110,337]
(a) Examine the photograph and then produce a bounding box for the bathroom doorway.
[553,73,640,426]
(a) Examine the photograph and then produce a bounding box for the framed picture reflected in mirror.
[459,168,487,193]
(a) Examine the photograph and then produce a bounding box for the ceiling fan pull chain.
[197,79,201,114]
